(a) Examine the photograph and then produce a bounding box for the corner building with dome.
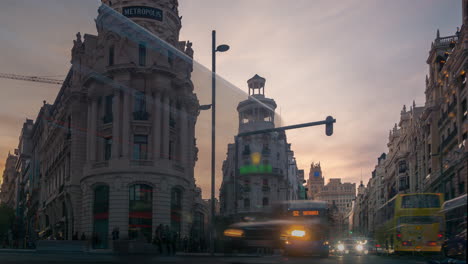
[27,0,207,247]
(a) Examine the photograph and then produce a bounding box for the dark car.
[335,239,368,256]
[223,219,285,254]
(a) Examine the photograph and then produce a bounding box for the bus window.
[401,194,440,208]
[398,216,442,225]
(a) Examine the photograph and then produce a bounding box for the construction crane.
[0,73,63,85]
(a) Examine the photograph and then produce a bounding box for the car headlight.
[356,244,364,251]
[224,228,244,238]
[291,230,306,237]
[337,244,345,251]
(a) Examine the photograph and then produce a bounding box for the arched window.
[129,184,153,242]
[171,187,183,234]
[93,185,109,248]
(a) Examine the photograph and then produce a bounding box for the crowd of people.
[2,225,208,255]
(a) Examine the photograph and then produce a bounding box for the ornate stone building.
[306,162,324,200]
[219,75,303,217]
[4,0,207,247]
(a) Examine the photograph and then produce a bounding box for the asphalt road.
[0,252,443,264]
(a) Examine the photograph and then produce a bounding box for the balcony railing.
[133,111,150,121]
[130,160,153,166]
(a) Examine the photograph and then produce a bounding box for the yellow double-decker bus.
[375,193,444,253]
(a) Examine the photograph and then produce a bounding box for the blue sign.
[314,171,320,177]
[123,6,163,21]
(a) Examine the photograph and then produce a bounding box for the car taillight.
[396,233,402,240]
[437,234,443,239]
[375,244,381,248]
[427,241,437,246]
[402,241,412,246]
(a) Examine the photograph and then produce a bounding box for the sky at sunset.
[0,0,462,198]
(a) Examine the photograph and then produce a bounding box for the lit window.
[133,135,148,160]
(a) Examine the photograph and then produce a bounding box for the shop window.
[129,184,153,242]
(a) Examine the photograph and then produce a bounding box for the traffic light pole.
[233,116,336,214]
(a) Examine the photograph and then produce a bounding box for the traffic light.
[325,116,334,136]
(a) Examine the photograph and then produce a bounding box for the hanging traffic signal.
[325,116,334,136]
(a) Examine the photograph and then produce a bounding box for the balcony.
[102,114,113,124]
[133,111,150,121]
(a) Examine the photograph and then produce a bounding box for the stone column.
[90,99,98,161]
[162,95,170,159]
[122,91,131,158]
[153,94,162,161]
[86,100,92,162]
[179,104,188,166]
[112,90,121,159]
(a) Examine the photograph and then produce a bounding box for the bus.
[280,200,330,257]
[375,193,444,253]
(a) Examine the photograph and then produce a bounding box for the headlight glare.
[224,228,244,238]
[356,244,364,251]
[337,244,345,251]
[291,230,306,237]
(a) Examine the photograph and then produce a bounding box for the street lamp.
[210,30,229,255]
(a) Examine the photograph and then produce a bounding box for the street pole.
[210,29,216,256]
[209,30,230,255]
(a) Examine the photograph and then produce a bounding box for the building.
[306,162,324,200]
[6,0,207,248]
[315,178,356,214]
[423,27,467,199]
[0,153,18,208]
[355,3,468,237]
[219,74,303,217]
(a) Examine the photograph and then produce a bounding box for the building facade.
[219,75,303,217]
[3,0,208,247]
[0,153,18,208]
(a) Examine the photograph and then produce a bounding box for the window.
[109,45,114,66]
[133,92,148,120]
[134,92,146,113]
[139,43,146,66]
[262,197,269,207]
[93,185,109,249]
[171,187,183,234]
[169,140,174,160]
[263,179,268,186]
[244,198,250,209]
[401,194,440,208]
[398,161,407,173]
[133,135,148,160]
[129,184,153,242]
[104,137,112,160]
[103,95,113,124]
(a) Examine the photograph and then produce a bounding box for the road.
[0,252,442,264]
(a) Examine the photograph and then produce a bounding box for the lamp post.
[210,30,229,255]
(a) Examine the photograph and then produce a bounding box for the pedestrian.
[80,232,86,241]
[154,224,163,254]
[183,236,188,252]
[163,225,171,255]
[171,230,178,255]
